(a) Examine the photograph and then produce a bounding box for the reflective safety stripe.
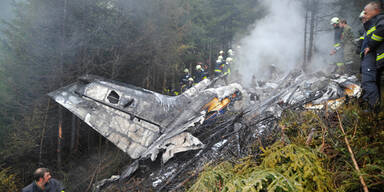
[333,43,341,48]
[214,69,222,72]
[376,53,384,61]
[360,36,364,40]
[336,62,344,66]
[367,26,376,35]
[345,60,353,65]
[372,34,384,42]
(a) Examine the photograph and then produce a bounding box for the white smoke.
[234,0,305,86]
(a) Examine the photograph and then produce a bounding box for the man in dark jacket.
[22,168,64,192]
[361,1,384,112]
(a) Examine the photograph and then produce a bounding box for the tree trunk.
[57,107,63,170]
[75,118,80,152]
[57,0,68,170]
[303,0,308,70]
[307,0,317,64]
[39,99,50,165]
[70,114,76,154]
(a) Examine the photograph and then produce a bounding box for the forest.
[1,0,383,191]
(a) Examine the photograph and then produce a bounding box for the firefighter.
[357,11,367,55]
[330,17,345,73]
[214,56,225,76]
[224,57,232,75]
[181,77,194,92]
[163,86,171,95]
[228,49,234,57]
[361,1,384,112]
[194,64,208,83]
[180,68,191,92]
[339,19,355,73]
[172,89,179,96]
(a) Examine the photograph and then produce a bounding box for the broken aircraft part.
[48,74,246,165]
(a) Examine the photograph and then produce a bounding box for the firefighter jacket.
[214,61,225,74]
[194,69,208,83]
[333,26,343,51]
[223,62,231,75]
[365,13,384,68]
[179,74,191,86]
[356,27,365,54]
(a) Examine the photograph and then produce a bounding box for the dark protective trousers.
[361,53,380,107]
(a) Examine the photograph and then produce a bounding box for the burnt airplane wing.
[48,74,245,163]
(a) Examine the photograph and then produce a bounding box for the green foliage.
[0,166,20,191]
[189,144,334,192]
[188,161,234,192]
[261,143,334,192]
[278,100,384,191]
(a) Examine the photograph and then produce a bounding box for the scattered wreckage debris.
[48,70,362,191]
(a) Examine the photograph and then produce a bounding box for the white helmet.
[196,65,202,70]
[188,77,194,82]
[228,49,233,56]
[184,68,189,73]
[218,55,223,61]
[219,50,224,55]
[359,11,365,19]
[226,57,233,63]
[330,17,340,25]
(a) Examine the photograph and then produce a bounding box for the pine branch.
[336,111,369,192]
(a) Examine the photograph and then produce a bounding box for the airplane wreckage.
[48,70,362,191]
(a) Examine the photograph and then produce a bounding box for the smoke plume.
[235,0,305,86]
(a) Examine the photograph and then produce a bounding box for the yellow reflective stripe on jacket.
[360,36,364,40]
[333,43,341,48]
[372,34,384,42]
[336,62,344,66]
[367,26,376,35]
[376,53,384,61]
[214,69,222,72]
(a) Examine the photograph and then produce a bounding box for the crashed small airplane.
[49,70,364,190]
[48,75,245,167]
